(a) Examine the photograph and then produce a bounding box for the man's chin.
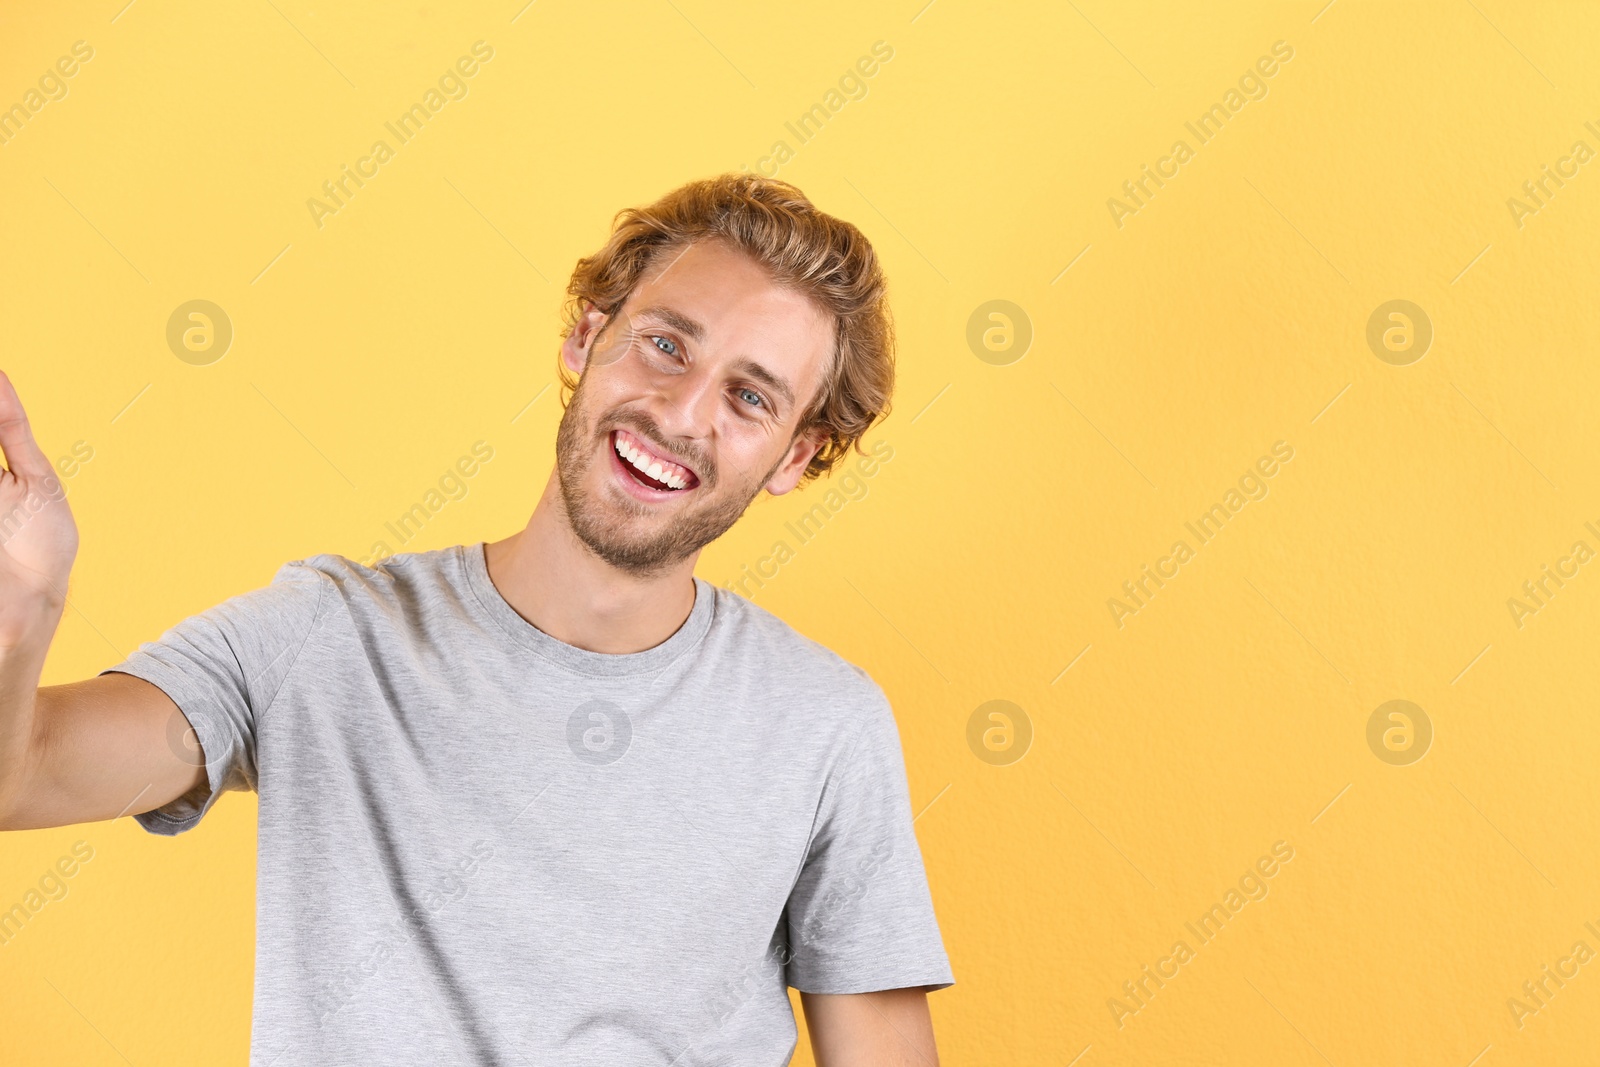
[560,474,689,570]
[569,481,753,575]
[571,514,694,575]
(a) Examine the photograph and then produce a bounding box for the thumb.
[0,370,56,482]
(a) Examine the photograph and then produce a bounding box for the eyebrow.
[633,304,797,411]
[634,305,704,343]
[731,357,796,410]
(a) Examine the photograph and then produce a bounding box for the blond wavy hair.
[559,173,895,484]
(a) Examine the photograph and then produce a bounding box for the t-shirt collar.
[457,541,715,677]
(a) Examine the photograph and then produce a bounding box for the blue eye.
[737,387,765,409]
[649,336,678,358]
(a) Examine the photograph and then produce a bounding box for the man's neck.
[481,469,700,655]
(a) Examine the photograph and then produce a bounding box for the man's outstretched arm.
[801,987,940,1067]
[0,370,204,832]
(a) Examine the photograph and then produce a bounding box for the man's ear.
[763,425,830,496]
[560,302,611,377]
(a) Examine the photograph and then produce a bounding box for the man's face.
[554,238,835,575]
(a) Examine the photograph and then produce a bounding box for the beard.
[554,370,785,577]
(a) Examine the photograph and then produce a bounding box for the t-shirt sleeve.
[97,559,329,836]
[783,683,954,994]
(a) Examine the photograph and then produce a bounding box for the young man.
[0,174,952,1065]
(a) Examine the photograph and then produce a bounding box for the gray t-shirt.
[101,542,952,1065]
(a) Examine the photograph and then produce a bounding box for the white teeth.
[615,432,690,490]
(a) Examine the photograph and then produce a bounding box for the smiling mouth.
[610,428,700,493]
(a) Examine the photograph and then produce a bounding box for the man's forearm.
[0,614,59,826]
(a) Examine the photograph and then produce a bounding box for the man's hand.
[0,369,77,644]
[800,987,940,1067]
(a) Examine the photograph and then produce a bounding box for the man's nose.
[649,363,719,440]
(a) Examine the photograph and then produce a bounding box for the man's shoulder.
[268,543,466,602]
[707,584,887,710]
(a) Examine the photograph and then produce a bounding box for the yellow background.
[3,0,1599,1063]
